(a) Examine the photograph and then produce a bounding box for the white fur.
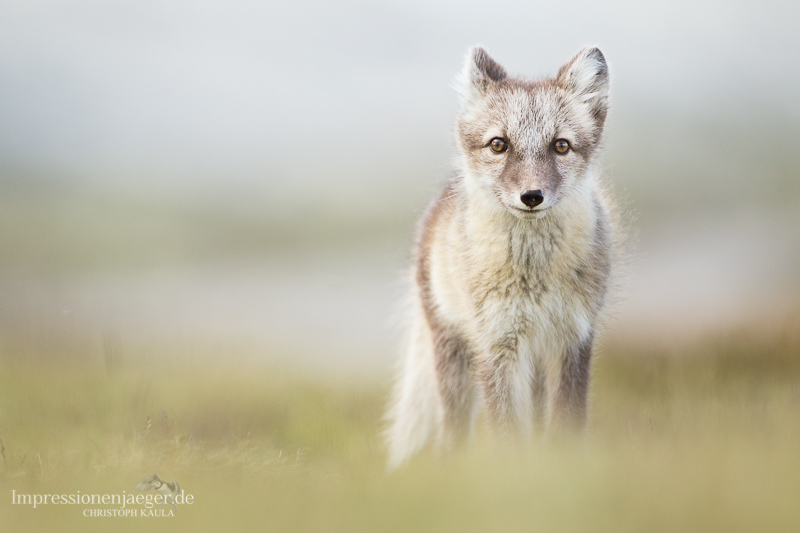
[385,299,441,470]
[386,46,615,468]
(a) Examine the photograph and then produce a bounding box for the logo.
[133,473,182,512]
[10,473,194,518]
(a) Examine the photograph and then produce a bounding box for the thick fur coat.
[386,46,618,469]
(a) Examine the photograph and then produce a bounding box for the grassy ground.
[1,326,799,532]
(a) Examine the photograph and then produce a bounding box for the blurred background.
[1,0,799,377]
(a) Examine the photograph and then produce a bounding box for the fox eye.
[553,139,571,154]
[489,137,508,153]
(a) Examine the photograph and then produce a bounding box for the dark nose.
[520,189,544,208]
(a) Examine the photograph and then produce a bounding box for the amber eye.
[489,137,508,153]
[553,139,570,154]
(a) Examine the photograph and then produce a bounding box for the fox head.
[454,46,609,219]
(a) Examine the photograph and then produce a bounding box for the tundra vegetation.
[1,321,799,532]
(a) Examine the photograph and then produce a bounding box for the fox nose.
[520,189,544,208]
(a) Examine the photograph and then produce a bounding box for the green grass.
[1,327,800,532]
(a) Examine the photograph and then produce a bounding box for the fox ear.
[557,47,609,119]
[456,46,507,104]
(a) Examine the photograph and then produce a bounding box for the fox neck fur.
[419,163,610,363]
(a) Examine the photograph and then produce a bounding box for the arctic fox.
[386,46,618,469]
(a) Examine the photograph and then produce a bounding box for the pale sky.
[1,0,797,187]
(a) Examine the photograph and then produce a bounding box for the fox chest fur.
[421,177,609,366]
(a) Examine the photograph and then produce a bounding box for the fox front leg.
[548,333,594,431]
[475,336,535,438]
[431,328,477,448]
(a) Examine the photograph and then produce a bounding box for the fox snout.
[520,189,544,208]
